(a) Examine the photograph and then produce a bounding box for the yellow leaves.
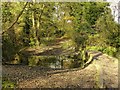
[63,16,75,20]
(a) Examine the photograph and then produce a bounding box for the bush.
[54,30,65,38]
[28,56,58,67]
[86,46,117,56]
[66,52,87,68]
[29,38,36,46]
[61,40,75,49]
[103,46,117,56]
[2,36,21,62]
[2,78,16,89]
[86,46,105,52]
[28,56,39,66]
[115,50,120,60]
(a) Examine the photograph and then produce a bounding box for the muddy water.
[20,55,75,69]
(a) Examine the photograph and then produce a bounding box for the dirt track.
[2,53,118,88]
[2,38,118,88]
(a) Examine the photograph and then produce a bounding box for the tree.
[2,2,28,61]
[96,7,120,48]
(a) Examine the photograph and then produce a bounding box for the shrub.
[103,46,117,56]
[29,38,36,46]
[61,40,75,49]
[86,46,117,56]
[28,56,39,66]
[28,56,58,67]
[86,46,105,52]
[2,78,16,89]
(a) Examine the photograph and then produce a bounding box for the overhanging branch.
[2,2,28,34]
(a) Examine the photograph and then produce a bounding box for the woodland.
[2,2,120,88]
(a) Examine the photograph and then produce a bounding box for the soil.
[2,54,118,88]
[2,37,118,88]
